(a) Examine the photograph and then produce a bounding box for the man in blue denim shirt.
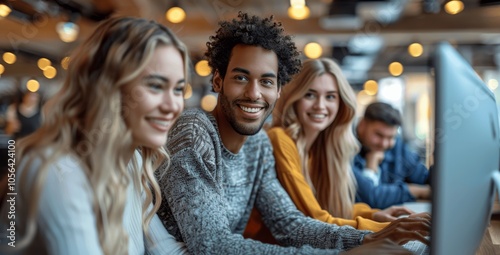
[353,102,431,209]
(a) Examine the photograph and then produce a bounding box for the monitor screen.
[431,42,500,255]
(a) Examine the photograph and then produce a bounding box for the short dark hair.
[205,12,301,87]
[363,102,402,126]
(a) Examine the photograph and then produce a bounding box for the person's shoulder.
[266,127,295,147]
[168,108,220,153]
[171,108,213,132]
[267,127,290,140]
[19,149,87,188]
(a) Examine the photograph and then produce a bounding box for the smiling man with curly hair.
[156,12,429,255]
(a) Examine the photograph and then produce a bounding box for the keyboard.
[403,239,430,255]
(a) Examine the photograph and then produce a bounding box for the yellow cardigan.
[246,127,388,238]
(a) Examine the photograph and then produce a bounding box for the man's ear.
[277,85,282,99]
[213,70,223,93]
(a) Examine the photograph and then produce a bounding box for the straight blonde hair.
[273,58,359,218]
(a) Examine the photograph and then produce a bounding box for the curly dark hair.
[205,12,301,87]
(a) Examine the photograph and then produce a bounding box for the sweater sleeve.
[23,156,104,255]
[268,128,387,232]
[252,128,372,250]
[158,110,346,255]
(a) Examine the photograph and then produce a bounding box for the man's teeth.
[240,106,261,113]
[310,114,326,119]
[149,119,169,126]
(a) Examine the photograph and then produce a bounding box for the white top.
[17,151,187,255]
[361,167,381,186]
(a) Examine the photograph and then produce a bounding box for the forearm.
[407,184,431,200]
[161,152,339,255]
[257,179,370,250]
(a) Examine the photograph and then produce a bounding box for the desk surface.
[408,200,500,254]
[476,203,500,255]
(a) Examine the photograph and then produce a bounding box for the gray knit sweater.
[157,108,372,255]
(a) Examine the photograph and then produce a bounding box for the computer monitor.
[431,42,500,255]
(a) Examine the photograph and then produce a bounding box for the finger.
[386,206,414,215]
[392,208,415,217]
[409,212,432,220]
[384,215,398,221]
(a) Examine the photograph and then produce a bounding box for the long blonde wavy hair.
[272,58,359,218]
[16,17,188,254]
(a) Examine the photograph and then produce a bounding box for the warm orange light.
[445,0,464,15]
[288,6,310,20]
[201,94,217,111]
[304,42,323,59]
[3,52,16,64]
[195,60,211,76]
[26,79,40,92]
[363,80,378,95]
[408,43,423,57]
[184,84,193,99]
[166,7,186,23]
[0,4,11,17]
[43,66,57,79]
[61,56,70,70]
[38,58,52,70]
[388,62,404,76]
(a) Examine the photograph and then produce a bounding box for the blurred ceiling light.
[388,61,404,76]
[0,4,12,17]
[445,0,464,15]
[27,79,40,92]
[363,80,378,95]
[43,66,57,79]
[166,6,186,23]
[37,58,52,70]
[290,0,306,8]
[56,21,79,42]
[201,94,217,112]
[61,56,70,70]
[408,43,424,57]
[288,6,310,20]
[488,79,498,91]
[195,60,211,76]
[184,83,193,99]
[304,42,322,59]
[0,64,4,75]
[3,52,16,64]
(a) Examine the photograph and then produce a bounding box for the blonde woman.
[245,58,425,241]
[4,17,188,255]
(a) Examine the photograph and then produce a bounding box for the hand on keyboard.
[341,239,414,255]
[363,215,431,245]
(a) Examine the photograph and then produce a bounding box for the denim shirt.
[353,137,430,209]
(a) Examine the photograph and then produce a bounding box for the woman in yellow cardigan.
[244,58,419,242]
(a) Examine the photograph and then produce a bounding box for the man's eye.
[261,79,274,87]
[234,75,248,82]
